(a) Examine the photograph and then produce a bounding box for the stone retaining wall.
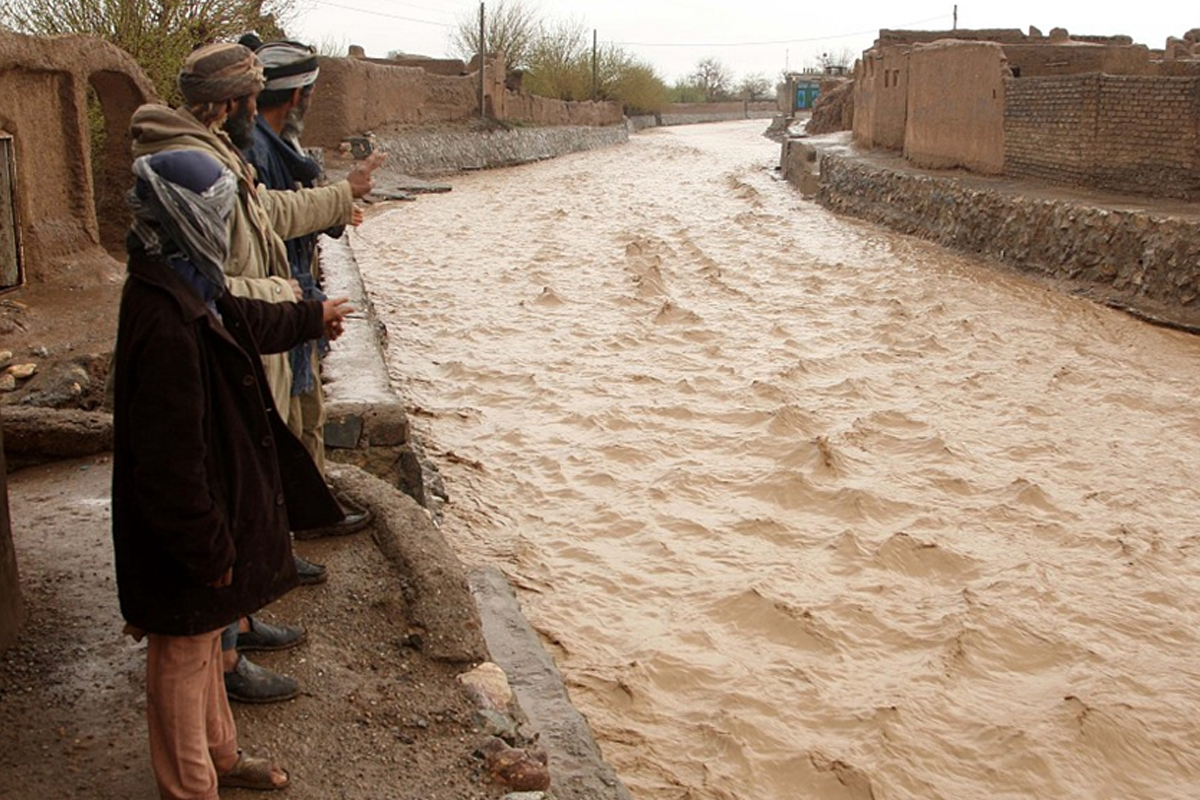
[816,155,1200,324]
[372,123,630,176]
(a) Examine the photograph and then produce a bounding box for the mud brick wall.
[1005,75,1200,200]
[1092,76,1200,198]
[1004,75,1099,185]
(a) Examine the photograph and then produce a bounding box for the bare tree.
[737,72,771,101]
[815,47,856,74]
[689,56,733,102]
[0,0,294,100]
[449,0,539,71]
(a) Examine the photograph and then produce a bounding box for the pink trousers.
[145,628,238,800]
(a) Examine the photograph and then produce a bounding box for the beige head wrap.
[178,42,266,105]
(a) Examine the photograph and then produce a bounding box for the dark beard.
[223,99,255,149]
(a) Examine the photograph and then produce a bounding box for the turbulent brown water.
[353,120,1200,800]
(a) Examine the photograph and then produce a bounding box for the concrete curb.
[471,566,633,800]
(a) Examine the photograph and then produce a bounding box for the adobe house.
[0,30,156,292]
[0,31,154,650]
[850,27,1200,198]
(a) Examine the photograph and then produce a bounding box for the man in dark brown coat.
[111,148,352,798]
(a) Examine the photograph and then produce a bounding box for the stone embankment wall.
[373,123,630,177]
[1005,74,1200,200]
[815,155,1200,324]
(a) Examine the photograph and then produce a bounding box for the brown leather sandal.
[217,751,290,791]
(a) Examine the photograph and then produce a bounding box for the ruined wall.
[817,155,1200,326]
[0,419,20,653]
[0,32,155,283]
[1005,75,1200,199]
[1003,42,1153,77]
[807,78,854,135]
[905,41,1006,174]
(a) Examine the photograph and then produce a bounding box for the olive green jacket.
[130,103,354,415]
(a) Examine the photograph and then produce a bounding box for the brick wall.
[1005,74,1200,199]
[1093,76,1200,197]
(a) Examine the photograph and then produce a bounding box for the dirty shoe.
[293,553,327,586]
[224,655,299,704]
[236,616,306,652]
[293,498,374,540]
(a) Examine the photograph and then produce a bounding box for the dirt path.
[0,456,506,800]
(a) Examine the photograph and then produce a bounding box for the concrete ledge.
[471,566,633,800]
[326,462,487,664]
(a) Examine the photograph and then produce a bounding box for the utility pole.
[591,29,598,101]
[953,4,958,30]
[478,2,486,119]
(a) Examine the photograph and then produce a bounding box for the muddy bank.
[792,141,1200,328]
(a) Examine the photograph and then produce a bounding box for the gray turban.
[257,40,320,91]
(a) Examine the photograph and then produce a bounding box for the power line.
[609,14,952,48]
[309,0,457,29]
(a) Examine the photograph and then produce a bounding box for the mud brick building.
[851,27,1200,200]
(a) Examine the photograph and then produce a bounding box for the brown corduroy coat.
[111,251,342,636]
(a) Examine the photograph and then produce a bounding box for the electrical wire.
[309,0,458,29]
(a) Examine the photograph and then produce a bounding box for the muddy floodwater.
[352,120,1200,799]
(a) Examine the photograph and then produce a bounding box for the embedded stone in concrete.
[324,413,364,449]
[471,566,633,800]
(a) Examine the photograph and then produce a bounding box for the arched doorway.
[87,70,143,259]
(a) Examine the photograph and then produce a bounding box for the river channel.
[352,120,1200,800]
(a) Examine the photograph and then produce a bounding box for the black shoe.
[294,553,327,586]
[224,655,299,704]
[236,616,306,652]
[293,505,374,540]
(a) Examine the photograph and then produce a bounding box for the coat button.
[262,436,272,448]
[243,375,254,387]
[276,493,285,506]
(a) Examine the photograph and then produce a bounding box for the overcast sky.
[290,1,1198,83]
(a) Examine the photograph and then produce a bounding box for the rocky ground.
[0,446,572,799]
